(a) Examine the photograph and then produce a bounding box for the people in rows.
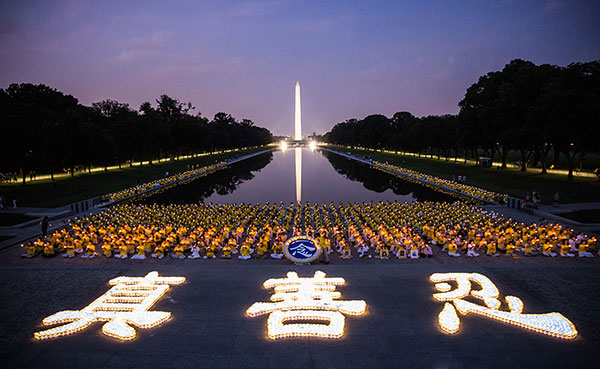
[22,201,597,261]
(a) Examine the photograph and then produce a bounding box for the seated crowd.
[21,201,596,261]
[425,221,596,258]
[102,162,227,203]
[375,161,507,203]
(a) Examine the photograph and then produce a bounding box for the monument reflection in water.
[137,147,455,205]
[295,147,301,204]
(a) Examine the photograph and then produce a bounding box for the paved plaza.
[2,258,599,369]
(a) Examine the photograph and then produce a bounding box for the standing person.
[41,216,50,238]
[553,192,560,207]
[532,192,540,209]
[318,231,330,264]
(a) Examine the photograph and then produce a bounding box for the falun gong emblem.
[283,235,321,264]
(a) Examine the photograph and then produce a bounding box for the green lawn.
[339,147,600,204]
[479,149,600,173]
[0,213,39,227]
[553,209,600,224]
[0,148,265,208]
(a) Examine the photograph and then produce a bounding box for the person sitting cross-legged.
[578,242,593,258]
[21,241,36,258]
[467,241,479,257]
[542,242,557,257]
[131,244,147,259]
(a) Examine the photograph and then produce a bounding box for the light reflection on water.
[295,147,301,204]
[201,148,453,204]
[137,148,455,205]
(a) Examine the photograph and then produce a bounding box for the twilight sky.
[1,1,599,135]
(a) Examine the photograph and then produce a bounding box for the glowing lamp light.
[430,272,577,340]
[280,141,288,151]
[267,310,346,339]
[309,141,317,151]
[247,271,366,339]
[438,302,460,334]
[34,272,185,341]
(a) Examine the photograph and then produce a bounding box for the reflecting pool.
[137,148,455,205]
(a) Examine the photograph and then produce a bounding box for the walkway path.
[539,202,600,212]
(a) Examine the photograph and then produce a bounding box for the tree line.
[324,59,600,178]
[0,83,273,183]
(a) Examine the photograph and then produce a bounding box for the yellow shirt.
[24,244,36,255]
[206,246,215,257]
[102,244,112,256]
[241,245,250,257]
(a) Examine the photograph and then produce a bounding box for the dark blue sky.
[1,0,599,135]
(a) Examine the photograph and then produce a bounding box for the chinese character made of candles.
[34,271,185,341]
[430,272,577,340]
[246,271,367,339]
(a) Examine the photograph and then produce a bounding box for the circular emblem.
[283,235,321,264]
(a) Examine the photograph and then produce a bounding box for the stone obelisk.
[294,81,301,140]
[294,82,302,204]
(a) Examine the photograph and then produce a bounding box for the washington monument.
[294,81,301,140]
[294,81,302,203]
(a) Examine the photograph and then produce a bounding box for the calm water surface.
[138,148,454,205]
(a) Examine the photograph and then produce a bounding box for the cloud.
[113,31,173,63]
[543,1,563,13]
